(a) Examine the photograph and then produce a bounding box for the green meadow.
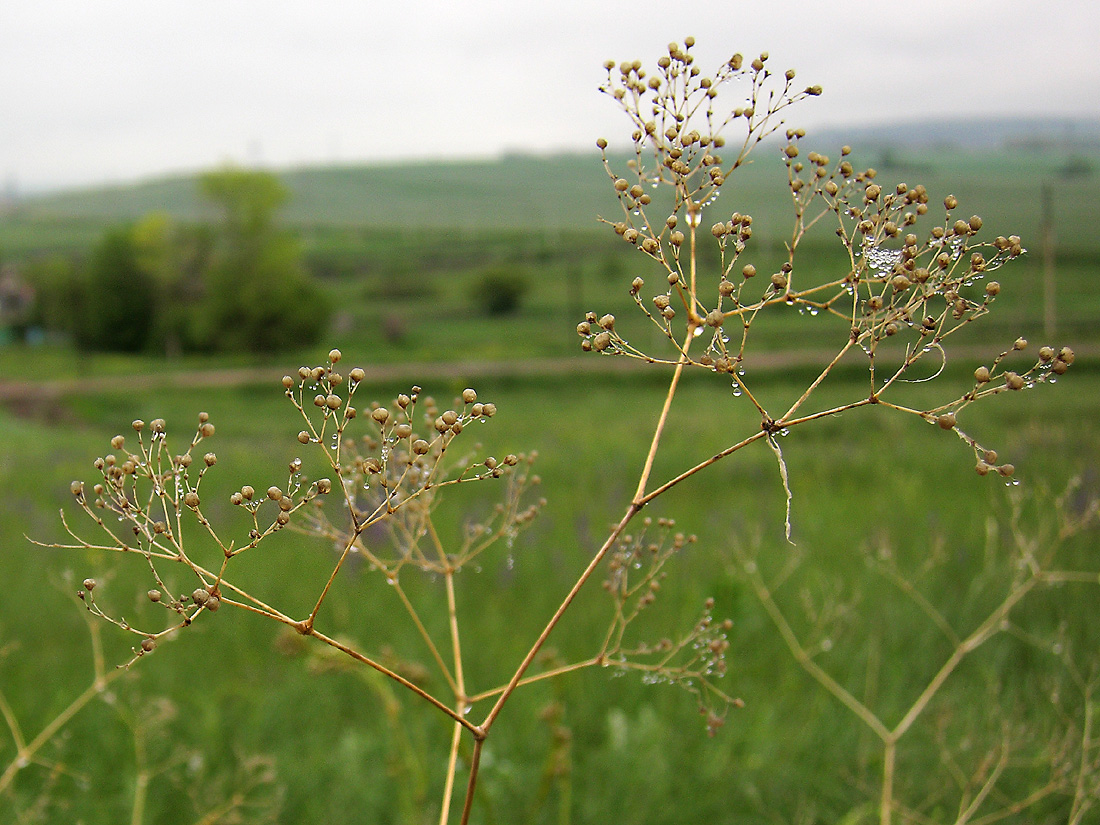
[1,143,1098,823]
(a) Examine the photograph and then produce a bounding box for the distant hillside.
[1,116,1096,250]
[812,116,1100,151]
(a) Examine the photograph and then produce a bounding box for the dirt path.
[1,344,1092,404]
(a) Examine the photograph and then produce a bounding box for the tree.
[75,226,155,352]
[191,167,328,353]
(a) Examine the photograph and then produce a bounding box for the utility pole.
[1040,182,1056,340]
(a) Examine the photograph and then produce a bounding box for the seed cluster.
[66,410,250,661]
[276,351,542,576]
[579,37,1075,485]
[598,516,736,729]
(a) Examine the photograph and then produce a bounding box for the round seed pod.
[937,413,957,430]
[974,366,991,383]
[267,486,283,501]
[944,195,958,210]
[985,282,1000,296]
[141,638,156,652]
[325,395,342,410]
[147,589,161,602]
[298,431,311,444]
[412,439,430,455]
[192,588,210,605]
[184,492,200,509]
[462,388,478,404]
[132,419,145,432]
[203,453,217,467]
[241,486,255,500]
[282,375,295,388]
[371,407,390,424]
[1058,346,1075,365]
[1005,372,1026,390]
[83,578,96,591]
[200,423,215,437]
[204,595,221,612]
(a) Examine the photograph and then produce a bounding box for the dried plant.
[733,479,1100,824]
[25,37,1085,823]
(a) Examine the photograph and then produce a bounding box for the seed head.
[328,348,342,363]
[936,413,957,430]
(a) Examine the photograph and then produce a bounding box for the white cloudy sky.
[1,0,1096,191]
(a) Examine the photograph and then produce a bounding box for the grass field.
[2,347,1097,823]
[1,141,1099,822]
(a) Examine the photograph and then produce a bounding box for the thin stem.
[458,738,485,825]
[439,719,464,825]
[881,739,896,825]
[467,658,602,704]
[307,628,480,735]
[438,567,467,825]
[633,328,694,503]
[480,504,639,732]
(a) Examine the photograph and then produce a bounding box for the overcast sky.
[2,0,1097,191]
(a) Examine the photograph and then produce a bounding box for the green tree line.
[21,168,328,354]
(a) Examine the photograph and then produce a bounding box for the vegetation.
[1,37,1098,825]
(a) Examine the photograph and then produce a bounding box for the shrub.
[471,265,529,315]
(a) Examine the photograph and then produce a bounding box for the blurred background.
[1,1,1098,822]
